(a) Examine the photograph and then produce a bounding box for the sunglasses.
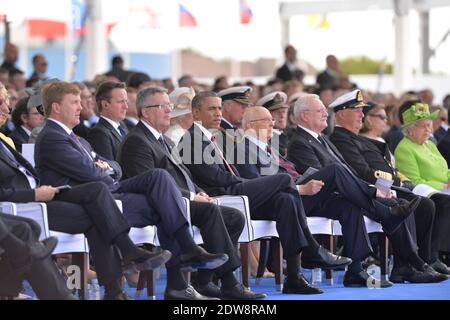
[368,114,387,120]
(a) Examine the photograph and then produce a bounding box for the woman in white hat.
[165,87,195,145]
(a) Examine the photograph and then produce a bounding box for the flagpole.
[64,0,75,81]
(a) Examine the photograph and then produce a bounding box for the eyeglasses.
[144,103,174,111]
[302,109,328,114]
[249,118,275,124]
[368,114,388,120]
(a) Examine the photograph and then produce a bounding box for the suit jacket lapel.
[0,139,39,179]
[100,118,122,142]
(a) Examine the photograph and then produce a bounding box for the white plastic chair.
[0,201,90,299]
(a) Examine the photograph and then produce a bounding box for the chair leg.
[273,239,283,291]
[379,234,389,279]
[239,243,250,288]
[324,235,334,285]
[71,252,88,300]
[256,240,270,284]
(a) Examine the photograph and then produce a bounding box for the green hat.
[401,102,439,129]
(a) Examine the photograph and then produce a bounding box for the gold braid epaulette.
[374,170,393,181]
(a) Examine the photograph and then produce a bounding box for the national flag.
[179,4,197,27]
[27,19,67,40]
[307,14,330,30]
[240,0,253,25]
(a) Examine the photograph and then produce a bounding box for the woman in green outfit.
[395,100,450,273]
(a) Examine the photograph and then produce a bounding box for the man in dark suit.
[315,55,342,90]
[178,91,353,295]
[34,81,228,300]
[0,85,177,300]
[0,213,75,300]
[72,82,99,140]
[256,91,290,157]
[275,45,304,82]
[117,86,265,300]
[104,55,133,83]
[438,130,450,168]
[287,91,447,285]
[9,97,45,152]
[87,81,129,160]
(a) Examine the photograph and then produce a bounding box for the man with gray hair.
[117,86,266,300]
[287,91,443,286]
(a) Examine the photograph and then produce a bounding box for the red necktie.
[211,136,237,176]
[267,145,301,181]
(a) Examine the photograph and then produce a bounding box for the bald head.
[242,106,274,143]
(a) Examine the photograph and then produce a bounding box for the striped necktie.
[266,145,301,181]
[211,136,237,176]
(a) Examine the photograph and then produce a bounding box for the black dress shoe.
[180,246,228,270]
[390,265,448,283]
[164,285,220,300]
[429,260,450,275]
[343,271,393,288]
[384,196,422,234]
[423,264,450,280]
[220,283,267,300]
[103,291,133,300]
[192,281,222,298]
[14,237,59,274]
[282,275,323,294]
[123,248,172,271]
[301,246,352,270]
[29,236,58,260]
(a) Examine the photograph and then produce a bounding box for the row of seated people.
[58,83,449,287]
[0,81,352,300]
[83,82,443,289]
[2,81,450,300]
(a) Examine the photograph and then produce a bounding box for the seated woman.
[395,100,450,274]
[165,87,195,146]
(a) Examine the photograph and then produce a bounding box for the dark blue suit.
[179,124,310,258]
[87,117,128,161]
[8,126,29,153]
[234,137,373,262]
[288,126,420,261]
[34,120,191,267]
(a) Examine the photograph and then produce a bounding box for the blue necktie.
[118,125,126,137]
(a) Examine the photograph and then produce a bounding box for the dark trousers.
[115,169,191,267]
[49,181,130,286]
[430,193,450,253]
[396,190,435,262]
[0,214,71,299]
[190,202,244,277]
[228,173,309,257]
[303,164,419,261]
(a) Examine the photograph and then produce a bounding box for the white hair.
[293,94,320,120]
[402,122,416,136]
